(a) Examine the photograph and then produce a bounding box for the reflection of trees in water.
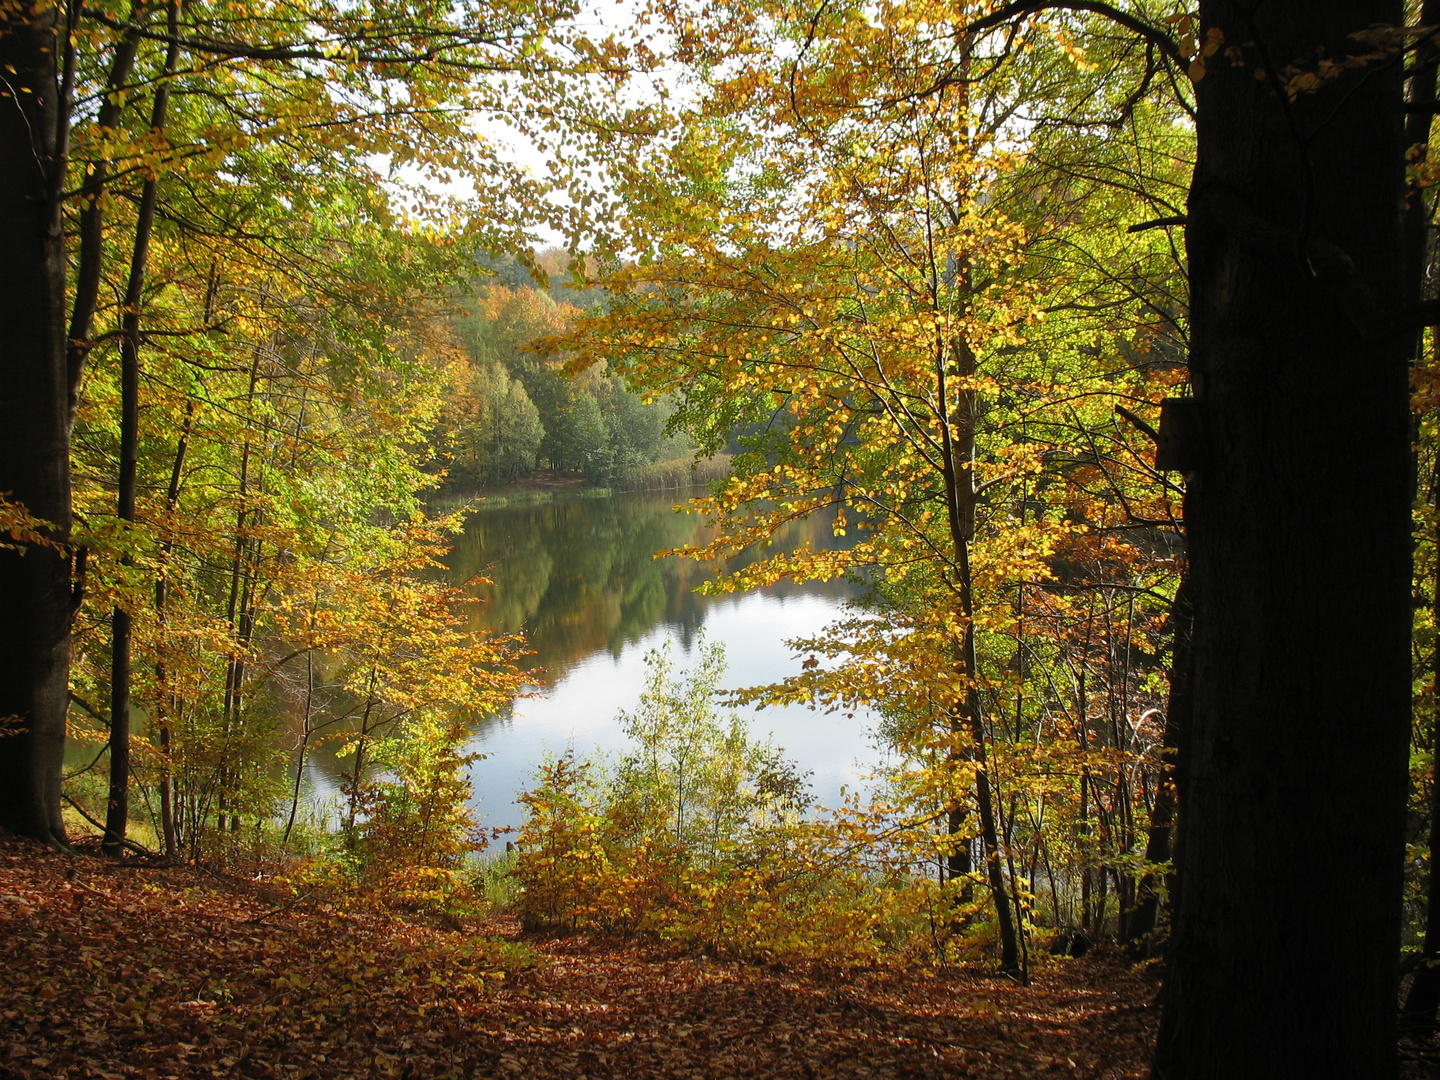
[446,492,858,684]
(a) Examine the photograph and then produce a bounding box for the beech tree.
[556,0,1197,976]
[1151,2,1411,1073]
[896,0,1414,1067]
[0,0,625,843]
[0,0,73,844]
[566,0,1418,1064]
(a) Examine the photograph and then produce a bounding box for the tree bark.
[0,0,74,845]
[1400,0,1440,1031]
[1154,2,1411,1075]
[103,0,180,859]
[66,6,145,417]
[1126,574,1192,953]
[938,326,1021,975]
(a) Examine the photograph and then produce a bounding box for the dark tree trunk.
[66,10,144,417]
[1154,2,1411,1075]
[0,1,73,845]
[103,0,180,858]
[1126,574,1193,953]
[1400,0,1440,1031]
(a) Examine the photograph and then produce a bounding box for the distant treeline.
[433,252,706,490]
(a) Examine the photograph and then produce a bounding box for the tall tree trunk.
[344,667,380,848]
[1400,0,1440,1030]
[1077,662,1093,933]
[103,0,180,857]
[214,335,265,840]
[938,326,1021,975]
[282,650,316,848]
[153,262,215,858]
[1126,574,1193,953]
[0,0,74,844]
[154,397,196,860]
[65,3,145,418]
[1154,2,1411,1075]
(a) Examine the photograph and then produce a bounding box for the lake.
[445,489,880,834]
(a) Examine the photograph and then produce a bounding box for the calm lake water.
[445,489,879,834]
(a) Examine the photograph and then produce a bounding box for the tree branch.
[960,2,1184,67]
[1114,405,1160,443]
[1128,215,1188,233]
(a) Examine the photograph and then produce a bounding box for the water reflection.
[446,491,858,681]
[445,490,876,832]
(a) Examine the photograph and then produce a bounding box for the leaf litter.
[0,837,1162,1079]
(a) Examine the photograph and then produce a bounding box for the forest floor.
[0,833,1403,1080]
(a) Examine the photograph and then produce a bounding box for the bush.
[513,640,943,964]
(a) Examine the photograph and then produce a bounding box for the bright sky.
[380,0,678,250]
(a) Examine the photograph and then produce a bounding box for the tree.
[560,0,1186,973]
[0,0,73,844]
[568,0,1415,1058]
[1150,3,1412,1073]
[443,357,546,484]
[0,0,619,843]
[599,0,1202,968]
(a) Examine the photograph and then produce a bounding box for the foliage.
[550,0,1195,961]
[36,0,1438,1028]
[44,0,674,875]
[439,278,694,486]
[516,642,974,964]
[60,142,528,882]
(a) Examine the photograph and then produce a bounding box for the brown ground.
[1,836,1167,1079]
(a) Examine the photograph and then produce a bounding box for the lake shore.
[434,455,734,508]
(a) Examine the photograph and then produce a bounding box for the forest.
[0,1,1431,1077]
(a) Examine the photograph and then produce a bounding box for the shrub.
[513,640,943,964]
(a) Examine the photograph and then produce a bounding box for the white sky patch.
[372,0,686,252]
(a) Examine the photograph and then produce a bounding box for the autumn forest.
[0,1,1433,1077]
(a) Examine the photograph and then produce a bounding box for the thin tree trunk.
[152,263,215,858]
[65,2,144,418]
[282,650,315,848]
[344,665,380,847]
[214,332,265,842]
[153,396,196,859]
[103,0,180,857]
[998,787,1030,982]
[936,324,1021,974]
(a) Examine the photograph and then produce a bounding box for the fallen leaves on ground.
[0,837,1162,1078]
